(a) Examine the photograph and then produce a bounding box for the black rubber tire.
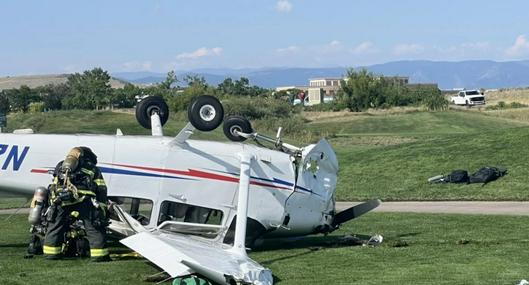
[135,96,169,129]
[223,115,253,142]
[187,95,224,132]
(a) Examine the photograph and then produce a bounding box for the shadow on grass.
[0,243,28,248]
[253,233,375,252]
[396,232,421,238]
[260,249,319,266]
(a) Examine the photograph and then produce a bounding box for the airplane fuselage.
[0,133,338,239]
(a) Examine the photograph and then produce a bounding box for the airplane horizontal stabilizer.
[332,199,381,227]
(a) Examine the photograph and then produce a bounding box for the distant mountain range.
[113,60,529,90]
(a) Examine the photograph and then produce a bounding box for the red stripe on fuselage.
[107,163,291,190]
[31,169,49,174]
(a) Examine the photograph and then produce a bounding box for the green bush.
[253,115,307,133]
[423,93,449,111]
[28,102,45,113]
[509,102,527,108]
[339,69,445,112]
[252,115,336,144]
[304,101,344,112]
[223,96,295,120]
[168,91,201,112]
[486,101,528,110]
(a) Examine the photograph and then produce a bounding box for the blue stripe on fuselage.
[99,166,194,181]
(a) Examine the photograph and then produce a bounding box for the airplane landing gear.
[187,96,224,132]
[223,116,253,142]
[136,96,170,129]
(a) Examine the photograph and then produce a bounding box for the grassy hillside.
[336,127,529,200]
[1,213,528,284]
[0,74,127,90]
[309,110,527,136]
[310,110,529,200]
[3,108,529,201]
[485,88,529,105]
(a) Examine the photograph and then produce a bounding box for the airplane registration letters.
[0,144,30,171]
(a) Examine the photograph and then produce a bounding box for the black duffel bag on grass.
[447,170,469,183]
[469,167,507,185]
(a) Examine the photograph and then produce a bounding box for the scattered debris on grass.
[366,234,384,247]
[336,235,364,246]
[333,234,384,247]
[457,239,471,245]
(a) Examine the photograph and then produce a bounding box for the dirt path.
[336,201,529,216]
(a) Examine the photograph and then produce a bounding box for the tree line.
[0,68,274,115]
[0,67,448,117]
[336,69,447,111]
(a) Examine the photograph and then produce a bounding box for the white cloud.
[506,35,529,57]
[351,41,376,55]
[276,0,293,13]
[328,40,341,48]
[276,45,300,53]
[121,61,152,71]
[393,43,425,55]
[320,40,344,53]
[176,47,223,60]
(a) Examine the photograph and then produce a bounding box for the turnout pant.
[43,198,108,259]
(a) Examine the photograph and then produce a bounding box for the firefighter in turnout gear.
[43,147,111,262]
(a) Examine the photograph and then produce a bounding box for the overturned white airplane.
[0,95,380,284]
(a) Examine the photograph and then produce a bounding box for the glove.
[91,199,109,228]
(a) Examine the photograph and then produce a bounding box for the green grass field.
[1,213,528,285]
[3,108,529,284]
[0,194,29,210]
[4,108,529,201]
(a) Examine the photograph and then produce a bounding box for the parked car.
[451,90,486,106]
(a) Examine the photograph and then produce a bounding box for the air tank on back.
[28,187,48,225]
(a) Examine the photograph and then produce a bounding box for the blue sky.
[1,0,529,75]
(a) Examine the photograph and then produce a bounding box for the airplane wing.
[118,153,273,285]
[121,230,272,284]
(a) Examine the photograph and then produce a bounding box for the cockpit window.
[158,201,223,226]
[108,196,153,226]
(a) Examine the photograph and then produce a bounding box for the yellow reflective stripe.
[90,248,109,257]
[94,179,106,186]
[43,245,62,255]
[81,168,95,177]
[77,190,96,196]
[61,196,86,206]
